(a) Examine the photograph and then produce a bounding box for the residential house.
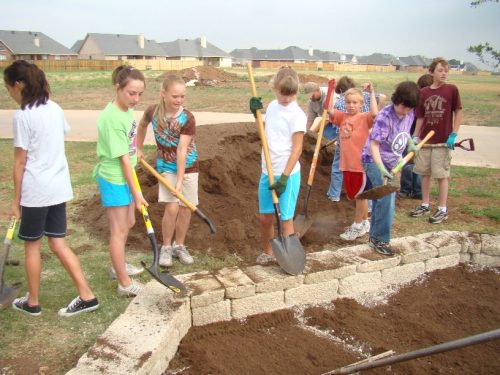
[339,54,358,64]
[399,55,431,69]
[0,30,77,60]
[231,46,318,67]
[357,53,403,67]
[160,37,232,67]
[74,33,166,60]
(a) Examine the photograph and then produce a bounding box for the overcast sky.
[2,0,499,68]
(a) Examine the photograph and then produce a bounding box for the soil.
[158,66,239,86]
[166,265,500,375]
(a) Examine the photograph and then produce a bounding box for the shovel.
[357,130,435,200]
[132,169,186,294]
[295,79,336,238]
[247,63,305,275]
[139,158,216,234]
[422,137,475,151]
[0,217,21,309]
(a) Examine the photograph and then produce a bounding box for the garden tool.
[139,158,216,234]
[247,63,305,275]
[0,217,21,308]
[357,130,435,200]
[295,79,336,238]
[422,137,475,151]
[132,169,186,294]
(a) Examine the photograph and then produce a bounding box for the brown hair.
[428,57,449,73]
[336,76,356,94]
[3,60,50,109]
[417,73,433,89]
[111,65,145,89]
[391,81,420,108]
[155,74,186,129]
[271,66,299,96]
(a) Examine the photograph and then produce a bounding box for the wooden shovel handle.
[391,130,435,174]
[247,63,279,204]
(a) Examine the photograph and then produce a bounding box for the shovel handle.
[391,130,435,174]
[4,217,17,245]
[132,169,154,235]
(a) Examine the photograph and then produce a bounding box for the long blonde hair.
[155,74,185,129]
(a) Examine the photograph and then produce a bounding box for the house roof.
[71,39,83,53]
[78,33,166,56]
[357,53,403,66]
[399,55,430,66]
[0,30,76,56]
[160,38,231,58]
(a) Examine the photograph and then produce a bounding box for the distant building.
[0,30,77,60]
[74,33,166,60]
[160,37,232,67]
[357,53,403,67]
[231,46,344,66]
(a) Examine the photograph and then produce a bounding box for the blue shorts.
[18,203,67,241]
[97,175,133,207]
[258,172,300,221]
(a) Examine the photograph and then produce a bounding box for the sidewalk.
[0,110,498,168]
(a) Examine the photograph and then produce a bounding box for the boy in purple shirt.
[362,81,420,256]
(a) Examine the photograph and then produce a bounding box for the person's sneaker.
[429,209,448,224]
[326,193,340,202]
[173,244,194,265]
[109,263,144,279]
[256,252,276,265]
[369,237,395,257]
[340,223,365,241]
[12,294,41,316]
[117,281,143,297]
[409,205,430,217]
[159,245,173,267]
[397,191,411,199]
[362,219,370,234]
[58,296,99,317]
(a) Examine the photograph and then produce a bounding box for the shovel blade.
[356,185,398,200]
[141,261,186,294]
[294,214,312,239]
[0,283,22,309]
[270,234,306,275]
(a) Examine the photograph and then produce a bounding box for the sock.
[421,203,429,208]
[438,206,447,212]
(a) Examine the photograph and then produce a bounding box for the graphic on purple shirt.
[362,104,415,170]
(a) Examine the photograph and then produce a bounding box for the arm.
[174,134,192,195]
[137,108,152,160]
[377,93,387,110]
[453,108,462,134]
[367,83,379,117]
[12,147,27,219]
[413,118,424,139]
[283,132,304,176]
[370,139,393,180]
[120,154,148,211]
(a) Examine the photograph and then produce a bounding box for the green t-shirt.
[95,102,138,184]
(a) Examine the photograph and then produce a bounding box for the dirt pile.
[158,66,239,86]
[298,73,330,84]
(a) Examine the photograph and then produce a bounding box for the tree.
[468,0,499,69]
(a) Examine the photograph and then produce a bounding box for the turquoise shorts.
[97,175,133,207]
[258,172,300,221]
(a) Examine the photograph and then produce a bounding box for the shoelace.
[66,297,82,311]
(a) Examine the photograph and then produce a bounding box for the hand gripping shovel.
[139,158,216,234]
[357,130,435,200]
[132,169,186,294]
[0,217,22,309]
[294,79,336,238]
[247,63,305,275]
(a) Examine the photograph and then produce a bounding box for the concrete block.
[425,254,460,273]
[214,266,255,299]
[304,264,357,284]
[243,265,304,293]
[417,231,463,256]
[179,270,225,308]
[338,271,382,298]
[391,236,438,264]
[355,255,401,273]
[333,243,372,260]
[459,253,471,264]
[481,234,500,256]
[304,251,357,283]
[231,290,285,319]
[381,262,425,285]
[471,253,500,268]
[285,280,339,306]
[192,300,231,326]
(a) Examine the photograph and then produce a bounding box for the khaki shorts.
[158,172,199,206]
[413,147,452,179]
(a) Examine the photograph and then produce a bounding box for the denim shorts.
[97,175,133,207]
[258,172,300,221]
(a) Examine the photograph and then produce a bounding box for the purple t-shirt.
[362,104,415,170]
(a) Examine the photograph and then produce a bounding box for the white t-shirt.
[262,99,307,175]
[13,100,73,207]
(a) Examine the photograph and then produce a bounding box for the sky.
[2,0,499,69]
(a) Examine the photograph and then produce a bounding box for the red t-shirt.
[416,84,462,144]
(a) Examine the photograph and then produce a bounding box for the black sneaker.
[58,296,99,317]
[369,237,395,257]
[409,205,430,217]
[429,209,448,224]
[12,294,41,316]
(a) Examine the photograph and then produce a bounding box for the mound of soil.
[298,73,330,84]
[158,66,239,85]
[166,265,500,375]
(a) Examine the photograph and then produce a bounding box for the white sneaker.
[117,281,143,297]
[340,223,365,241]
[362,219,370,234]
[173,244,194,265]
[159,245,173,267]
[109,263,144,279]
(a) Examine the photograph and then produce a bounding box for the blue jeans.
[400,163,422,197]
[327,133,343,199]
[364,162,395,243]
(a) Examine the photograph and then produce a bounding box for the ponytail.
[3,60,50,109]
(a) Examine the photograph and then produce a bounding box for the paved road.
[0,110,498,168]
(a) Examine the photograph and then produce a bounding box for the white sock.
[438,206,447,212]
[421,203,429,208]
